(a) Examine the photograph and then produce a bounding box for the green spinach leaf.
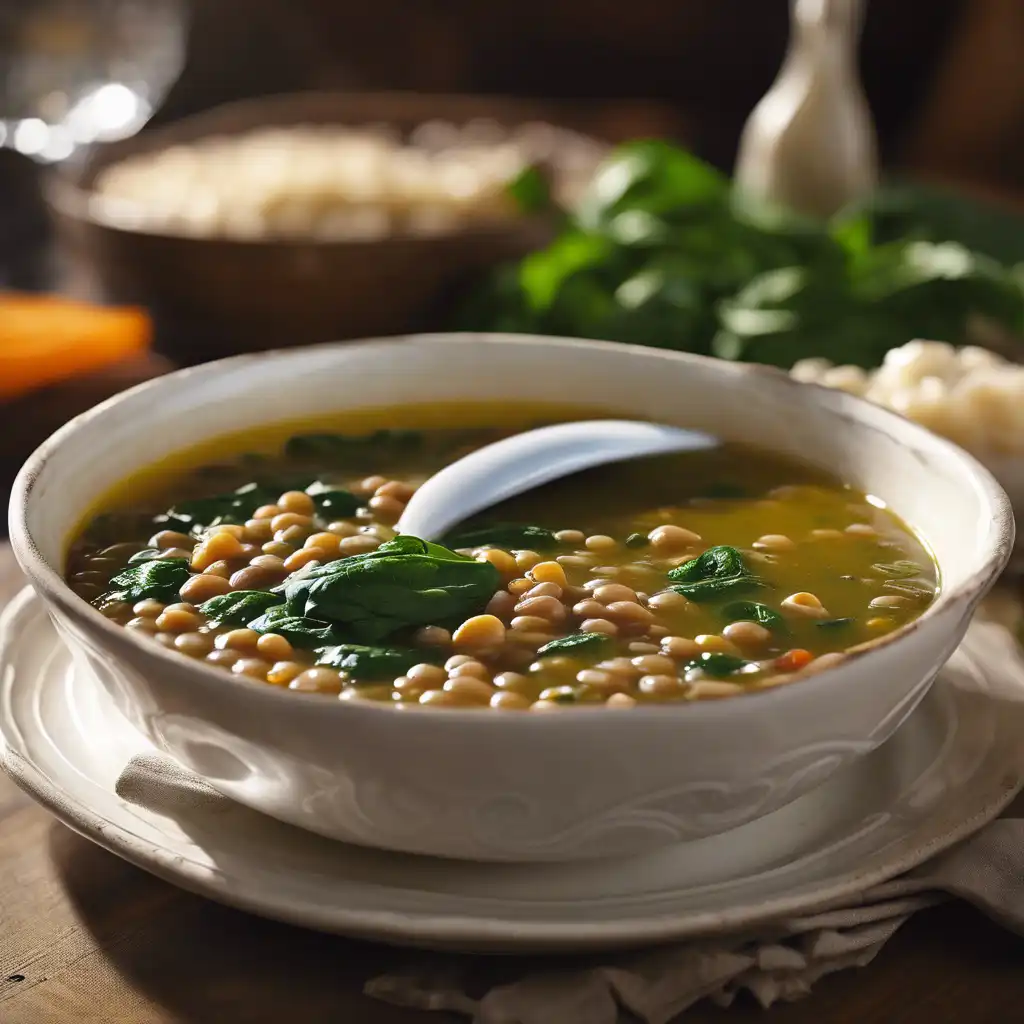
[837,183,1024,266]
[576,139,728,230]
[721,601,786,631]
[817,617,856,631]
[506,164,553,215]
[106,558,191,604]
[883,580,935,600]
[704,481,748,500]
[283,430,422,464]
[871,560,922,579]
[157,481,278,534]
[688,651,749,677]
[315,643,439,681]
[443,523,559,551]
[281,535,501,643]
[305,482,361,519]
[538,685,580,704]
[667,545,765,602]
[199,590,280,628]
[536,632,615,660]
[850,240,1024,337]
[246,606,341,648]
[127,547,189,565]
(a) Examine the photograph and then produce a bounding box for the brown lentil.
[339,534,381,556]
[477,549,517,574]
[255,633,294,661]
[206,649,241,668]
[216,628,260,651]
[490,691,531,710]
[174,632,214,656]
[155,607,203,633]
[368,494,404,521]
[230,564,286,590]
[267,661,305,686]
[289,668,343,693]
[452,614,506,649]
[443,676,494,703]
[179,573,232,603]
[580,618,618,635]
[203,559,235,579]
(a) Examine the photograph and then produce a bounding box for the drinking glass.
[0,0,186,288]
[0,0,187,164]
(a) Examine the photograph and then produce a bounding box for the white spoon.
[395,420,718,541]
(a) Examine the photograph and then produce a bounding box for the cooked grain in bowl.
[67,416,937,709]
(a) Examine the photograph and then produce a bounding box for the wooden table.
[2,776,1024,1024]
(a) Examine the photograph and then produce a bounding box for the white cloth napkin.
[112,743,1024,1022]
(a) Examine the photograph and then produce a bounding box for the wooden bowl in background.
[46,92,682,364]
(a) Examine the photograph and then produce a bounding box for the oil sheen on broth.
[66,411,938,710]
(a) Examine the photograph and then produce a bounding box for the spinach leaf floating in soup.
[159,482,280,534]
[444,523,560,552]
[667,545,765,601]
[316,643,442,681]
[66,417,937,708]
[280,536,501,644]
[106,558,191,604]
[721,601,787,633]
[200,590,281,628]
[246,607,343,649]
[535,632,616,660]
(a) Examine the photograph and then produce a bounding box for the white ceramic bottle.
[734,0,878,219]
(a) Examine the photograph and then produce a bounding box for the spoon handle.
[396,420,717,541]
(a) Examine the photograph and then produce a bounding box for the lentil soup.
[66,411,938,709]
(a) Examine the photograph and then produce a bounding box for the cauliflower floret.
[874,340,959,397]
[790,339,1024,457]
[820,364,870,396]
[789,358,833,385]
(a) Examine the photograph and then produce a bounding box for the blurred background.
[4,0,1024,285]
[2,0,1024,510]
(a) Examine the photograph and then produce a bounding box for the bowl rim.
[8,333,1016,724]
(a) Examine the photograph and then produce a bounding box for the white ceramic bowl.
[976,455,1024,571]
[8,335,1015,862]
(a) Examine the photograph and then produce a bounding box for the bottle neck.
[789,0,864,62]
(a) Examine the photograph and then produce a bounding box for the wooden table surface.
[2,773,1024,1024]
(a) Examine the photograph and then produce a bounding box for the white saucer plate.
[2,587,1024,953]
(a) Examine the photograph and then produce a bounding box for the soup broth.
[66,412,938,709]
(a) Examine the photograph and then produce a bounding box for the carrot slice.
[775,648,813,672]
[0,293,152,401]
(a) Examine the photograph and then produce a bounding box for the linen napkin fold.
[113,750,1024,1024]
[114,742,1024,1023]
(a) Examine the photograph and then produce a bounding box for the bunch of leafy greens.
[454,141,1024,369]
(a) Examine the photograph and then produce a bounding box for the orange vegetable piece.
[775,648,813,672]
[0,292,151,401]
